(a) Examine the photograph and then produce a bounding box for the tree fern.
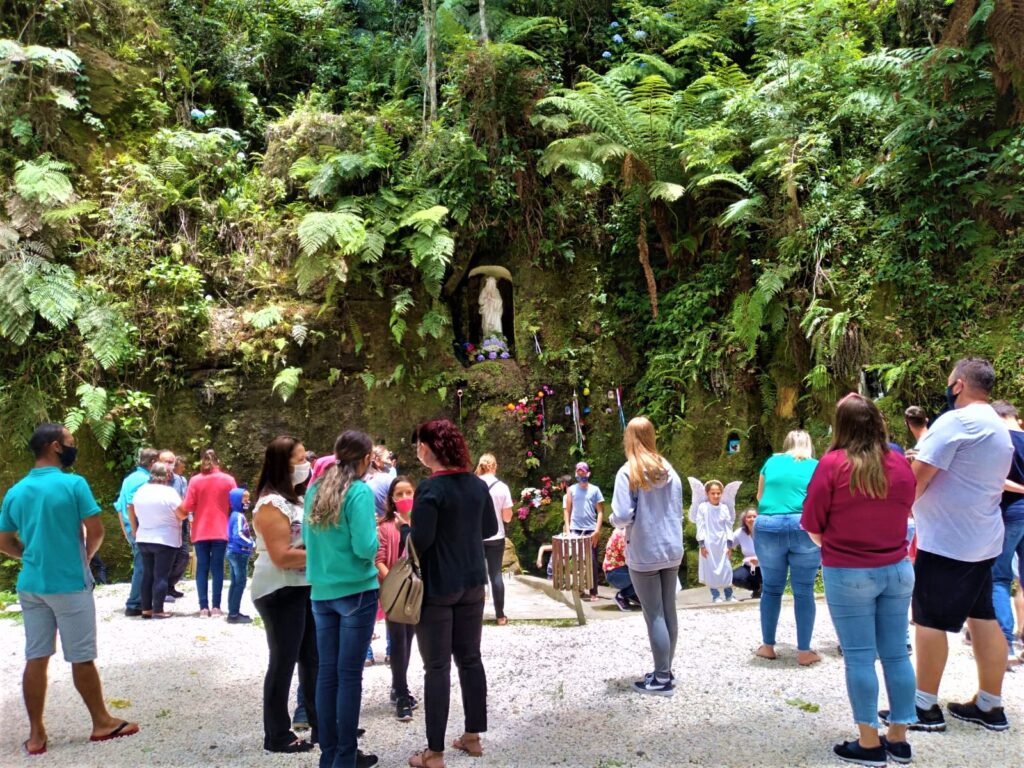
[297,211,368,257]
[76,302,132,370]
[14,156,75,207]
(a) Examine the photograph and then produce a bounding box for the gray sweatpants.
[629,567,679,678]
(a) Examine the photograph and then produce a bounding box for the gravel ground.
[0,582,1019,767]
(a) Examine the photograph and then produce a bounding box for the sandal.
[496,617,508,626]
[23,739,47,756]
[452,733,483,757]
[199,609,210,618]
[797,650,822,667]
[90,721,140,742]
[754,644,777,660]
[408,748,445,767]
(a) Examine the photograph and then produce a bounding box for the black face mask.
[58,444,78,468]
[945,384,959,412]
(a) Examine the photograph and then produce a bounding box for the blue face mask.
[576,475,588,484]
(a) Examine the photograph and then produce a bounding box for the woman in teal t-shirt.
[303,430,380,768]
[753,430,822,665]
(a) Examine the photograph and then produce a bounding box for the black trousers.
[138,542,177,613]
[483,539,506,619]
[253,586,319,750]
[386,619,416,699]
[733,564,762,593]
[415,586,488,752]
[168,519,190,590]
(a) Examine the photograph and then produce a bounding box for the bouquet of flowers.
[517,476,553,520]
[473,334,511,362]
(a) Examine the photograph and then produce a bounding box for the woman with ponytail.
[303,431,380,768]
[609,416,684,698]
[250,436,317,754]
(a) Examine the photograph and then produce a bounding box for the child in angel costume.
[688,478,742,603]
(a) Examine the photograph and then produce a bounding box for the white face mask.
[291,461,311,486]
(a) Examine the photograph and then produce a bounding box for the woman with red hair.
[407,420,497,768]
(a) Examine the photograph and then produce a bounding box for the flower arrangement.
[517,476,553,520]
[465,334,511,363]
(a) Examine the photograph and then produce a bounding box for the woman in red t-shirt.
[180,449,237,617]
[801,393,917,766]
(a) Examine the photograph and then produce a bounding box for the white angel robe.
[694,501,734,588]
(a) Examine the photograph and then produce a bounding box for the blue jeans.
[824,561,917,728]
[194,540,227,610]
[125,536,144,610]
[993,518,1024,645]
[226,551,250,616]
[313,589,378,768]
[604,565,637,602]
[753,513,821,651]
[710,587,733,600]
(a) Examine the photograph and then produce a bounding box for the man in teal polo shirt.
[114,446,158,616]
[0,423,139,754]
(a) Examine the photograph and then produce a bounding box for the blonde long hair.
[475,453,497,476]
[623,416,668,492]
[782,430,814,460]
[309,431,372,528]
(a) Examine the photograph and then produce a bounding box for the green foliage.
[272,367,303,403]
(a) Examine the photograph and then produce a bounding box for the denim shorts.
[20,589,97,662]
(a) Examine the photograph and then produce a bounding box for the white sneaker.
[725,596,738,603]
[711,597,723,604]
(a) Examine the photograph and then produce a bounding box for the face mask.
[291,461,311,485]
[58,445,78,468]
[576,475,588,484]
[395,498,414,515]
[945,384,959,411]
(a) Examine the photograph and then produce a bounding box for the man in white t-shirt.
[882,358,1013,735]
[475,453,513,625]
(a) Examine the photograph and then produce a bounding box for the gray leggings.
[629,567,679,677]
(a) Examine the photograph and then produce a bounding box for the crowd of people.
[1,356,1023,768]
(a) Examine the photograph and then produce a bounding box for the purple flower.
[609,21,620,28]
[488,351,498,359]
[602,51,612,59]
[476,354,485,362]
[500,352,510,359]
[612,34,623,44]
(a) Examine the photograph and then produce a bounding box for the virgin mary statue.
[479,276,504,337]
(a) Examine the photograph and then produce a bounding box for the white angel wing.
[687,476,707,523]
[722,480,742,517]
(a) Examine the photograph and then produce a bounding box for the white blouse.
[250,493,308,601]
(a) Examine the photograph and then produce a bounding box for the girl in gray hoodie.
[610,416,684,697]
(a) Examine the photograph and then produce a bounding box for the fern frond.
[272,367,303,403]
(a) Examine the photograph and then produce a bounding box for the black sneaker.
[227,613,253,624]
[356,750,378,768]
[880,736,912,764]
[124,607,143,617]
[633,674,674,697]
[164,594,176,603]
[880,705,946,732]
[395,695,414,722]
[614,592,631,611]
[947,700,1010,731]
[833,740,886,767]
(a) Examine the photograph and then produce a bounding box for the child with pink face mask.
[377,476,417,721]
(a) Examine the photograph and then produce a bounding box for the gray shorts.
[19,589,97,663]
